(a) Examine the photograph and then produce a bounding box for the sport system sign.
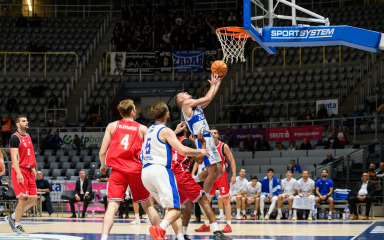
[271,28,335,39]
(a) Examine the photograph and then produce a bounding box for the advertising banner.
[316,99,338,116]
[59,132,104,148]
[266,125,324,142]
[173,50,204,73]
[125,52,157,73]
[218,128,266,144]
[159,51,173,72]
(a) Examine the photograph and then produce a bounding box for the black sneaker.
[70,214,77,218]
[13,225,28,236]
[4,215,15,230]
[213,231,232,240]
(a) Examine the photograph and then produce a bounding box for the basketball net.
[216,27,250,63]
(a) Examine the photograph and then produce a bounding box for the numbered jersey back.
[106,120,143,173]
[142,123,172,168]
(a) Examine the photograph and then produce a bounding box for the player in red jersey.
[195,128,236,233]
[169,121,232,240]
[99,99,161,240]
[5,115,37,236]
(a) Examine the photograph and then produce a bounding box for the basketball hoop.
[216,27,251,63]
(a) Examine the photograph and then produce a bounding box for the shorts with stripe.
[11,167,37,198]
[174,171,204,206]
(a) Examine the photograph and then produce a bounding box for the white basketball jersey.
[183,105,211,135]
[142,123,172,168]
[230,176,248,195]
[296,178,315,195]
[244,181,261,197]
[281,178,297,195]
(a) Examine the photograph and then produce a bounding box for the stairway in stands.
[65,20,115,123]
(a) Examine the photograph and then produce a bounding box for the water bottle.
[336,210,340,219]
[346,207,350,221]
[92,210,95,220]
[158,208,162,218]
[284,208,289,219]
[302,212,306,219]
[232,208,235,218]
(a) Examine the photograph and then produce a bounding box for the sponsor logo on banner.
[173,50,204,73]
[159,51,173,72]
[266,125,323,142]
[218,128,266,144]
[60,132,104,147]
[316,99,338,115]
[271,28,335,39]
[125,52,157,73]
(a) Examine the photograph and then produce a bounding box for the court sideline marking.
[350,221,376,240]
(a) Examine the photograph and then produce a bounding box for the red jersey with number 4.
[11,132,35,167]
[106,120,143,174]
[171,137,192,174]
[217,141,228,170]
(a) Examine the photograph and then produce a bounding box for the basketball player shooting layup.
[174,73,223,194]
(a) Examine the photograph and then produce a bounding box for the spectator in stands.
[48,95,58,109]
[229,168,249,220]
[135,112,146,124]
[224,128,234,148]
[49,131,63,150]
[292,170,316,221]
[287,159,302,173]
[71,134,83,150]
[320,153,335,165]
[368,163,379,188]
[230,98,242,123]
[122,5,129,21]
[243,134,254,152]
[254,111,266,123]
[237,108,247,123]
[276,142,284,150]
[278,170,297,220]
[349,172,375,220]
[256,134,271,151]
[35,171,54,216]
[260,168,282,220]
[247,106,258,123]
[88,101,101,120]
[242,176,261,220]
[57,112,67,127]
[336,126,348,148]
[288,143,296,151]
[47,115,57,127]
[325,131,340,149]
[302,109,312,125]
[1,114,13,147]
[300,138,312,150]
[6,94,18,113]
[317,104,328,119]
[315,170,334,220]
[375,162,384,177]
[69,170,93,218]
[322,125,333,142]
[351,106,365,124]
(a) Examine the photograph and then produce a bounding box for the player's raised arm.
[183,73,221,110]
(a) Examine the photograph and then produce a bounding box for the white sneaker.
[216,215,225,220]
[259,215,264,220]
[264,214,269,221]
[292,215,297,221]
[236,214,241,220]
[130,219,141,224]
[4,215,15,231]
[328,215,332,220]
[276,214,282,220]
[288,215,293,220]
[307,216,313,221]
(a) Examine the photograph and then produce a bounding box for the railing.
[1,51,78,74]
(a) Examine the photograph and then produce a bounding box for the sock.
[242,210,246,215]
[329,211,332,216]
[101,234,108,240]
[236,209,240,215]
[182,226,188,235]
[293,210,297,217]
[211,222,219,232]
[15,222,21,227]
[254,210,258,216]
[309,210,313,218]
[11,213,15,219]
[219,209,224,216]
[227,220,231,225]
[204,220,209,225]
[159,220,169,231]
[135,213,140,220]
[289,210,292,216]
[193,175,200,183]
[177,233,184,240]
[278,208,282,215]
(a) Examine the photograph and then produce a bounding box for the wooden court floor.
[0,214,383,240]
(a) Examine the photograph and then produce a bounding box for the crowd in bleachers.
[112,1,245,52]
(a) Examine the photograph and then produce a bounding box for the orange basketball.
[211,60,227,77]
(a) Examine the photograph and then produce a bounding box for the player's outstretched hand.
[197,132,206,143]
[174,122,186,134]
[208,73,219,86]
[199,149,210,158]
